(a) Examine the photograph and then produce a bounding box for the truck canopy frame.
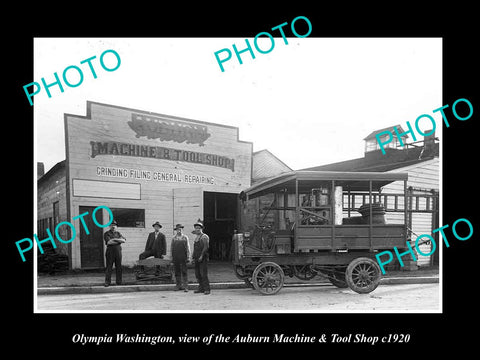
[240,170,408,201]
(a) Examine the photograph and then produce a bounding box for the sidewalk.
[37,261,439,295]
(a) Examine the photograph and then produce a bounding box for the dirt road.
[36,283,440,312]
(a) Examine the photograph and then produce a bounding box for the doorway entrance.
[79,205,105,268]
[203,192,238,261]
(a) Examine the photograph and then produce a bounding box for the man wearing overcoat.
[139,221,167,260]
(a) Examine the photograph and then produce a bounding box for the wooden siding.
[65,102,252,268]
[72,179,141,200]
[172,187,203,257]
[383,158,439,267]
[37,165,69,256]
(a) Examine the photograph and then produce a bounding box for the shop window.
[110,208,145,228]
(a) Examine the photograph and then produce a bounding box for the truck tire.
[252,262,285,295]
[345,257,381,294]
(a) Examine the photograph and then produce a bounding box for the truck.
[233,170,410,295]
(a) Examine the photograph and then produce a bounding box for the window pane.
[110,208,145,227]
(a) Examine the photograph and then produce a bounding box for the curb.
[380,276,439,285]
[37,276,439,295]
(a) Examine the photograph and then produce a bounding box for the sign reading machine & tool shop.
[89,141,235,171]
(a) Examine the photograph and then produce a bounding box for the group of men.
[103,220,210,295]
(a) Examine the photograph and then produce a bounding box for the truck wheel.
[252,262,285,295]
[345,257,381,294]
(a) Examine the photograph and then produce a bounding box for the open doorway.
[203,192,238,261]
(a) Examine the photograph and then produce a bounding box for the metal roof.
[252,149,292,182]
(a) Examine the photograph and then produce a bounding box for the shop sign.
[90,141,235,171]
[96,166,215,185]
[128,113,211,146]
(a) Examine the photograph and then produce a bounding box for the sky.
[34,37,442,173]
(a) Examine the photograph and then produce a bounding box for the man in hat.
[192,220,210,295]
[139,221,166,260]
[170,224,190,292]
[103,220,126,287]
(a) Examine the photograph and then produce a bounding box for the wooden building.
[304,128,440,269]
[37,160,68,257]
[37,101,296,269]
[38,101,255,269]
[251,149,292,184]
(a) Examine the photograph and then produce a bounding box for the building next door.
[79,206,105,268]
[406,187,439,267]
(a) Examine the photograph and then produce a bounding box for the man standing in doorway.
[139,221,166,260]
[193,220,210,295]
[103,220,126,287]
[171,224,190,292]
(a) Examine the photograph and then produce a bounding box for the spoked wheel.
[293,265,318,280]
[252,262,285,295]
[345,257,382,294]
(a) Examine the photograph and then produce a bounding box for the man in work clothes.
[192,220,210,295]
[139,221,166,260]
[170,224,190,292]
[103,220,126,287]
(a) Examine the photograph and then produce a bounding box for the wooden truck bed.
[294,224,406,252]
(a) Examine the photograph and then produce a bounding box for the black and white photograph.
[32,37,443,313]
[7,6,478,355]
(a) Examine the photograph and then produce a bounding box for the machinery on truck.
[233,170,410,295]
